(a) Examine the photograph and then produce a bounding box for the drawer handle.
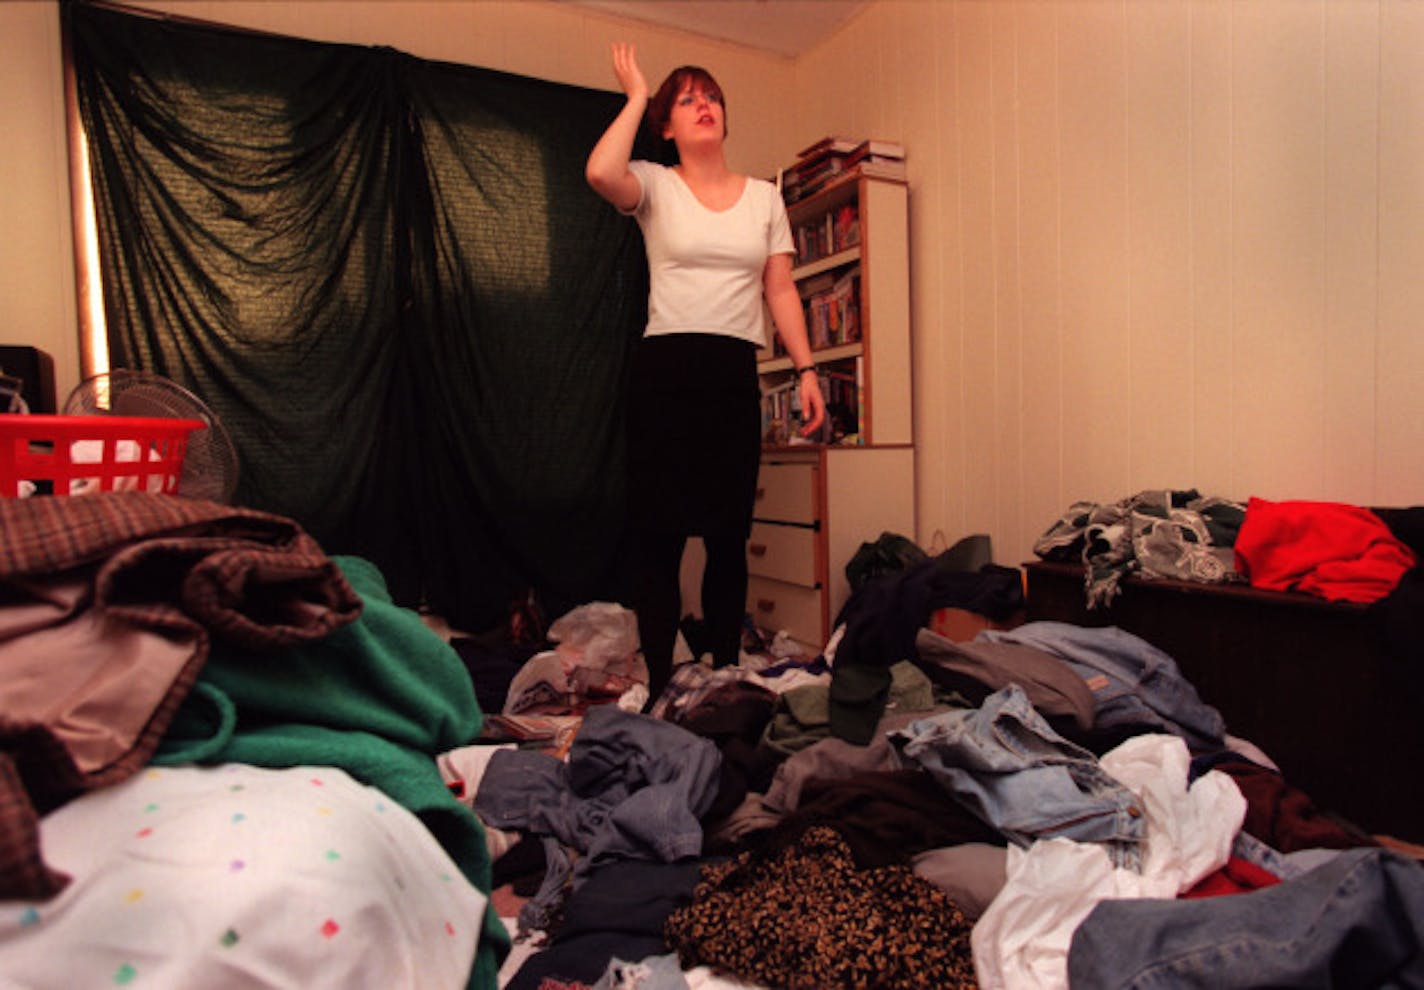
[756,599,776,613]
[748,543,768,557]
[754,487,766,500]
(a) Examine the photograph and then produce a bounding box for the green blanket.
[156,555,508,989]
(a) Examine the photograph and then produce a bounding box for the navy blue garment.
[830,561,1024,744]
[448,636,541,717]
[504,859,710,990]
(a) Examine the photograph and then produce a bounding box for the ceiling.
[563,0,872,58]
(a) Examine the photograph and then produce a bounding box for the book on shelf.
[786,160,906,202]
[793,202,860,265]
[782,160,850,203]
[786,156,846,191]
[796,136,860,159]
[789,143,849,176]
[784,173,840,204]
[848,139,906,161]
[760,362,861,446]
[804,267,861,349]
[780,137,908,204]
[781,136,862,204]
[844,138,907,179]
[833,202,860,249]
[823,365,862,444]
[849,158,907,182]
[783,138,855,192]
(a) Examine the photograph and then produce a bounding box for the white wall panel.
[0,1,79,402]
[1377,1,1424,505]
[1056,2,1131,506]
[892,0,951,545]
[990,4,1022,554]
[930,1,969,544]
[1187,0,1236,496]
[1321,1,1380,504]
[1014,2,1064,559]
[952,2,1002,541]
[1126,1,1193,491]
[1230,2,1328,499]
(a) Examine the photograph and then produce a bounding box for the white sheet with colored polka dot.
[0,763,488,989]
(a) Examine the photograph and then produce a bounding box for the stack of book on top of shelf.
[842,139,907,182]
[778,137,906,203]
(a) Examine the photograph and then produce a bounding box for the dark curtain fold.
[69,1,657,631]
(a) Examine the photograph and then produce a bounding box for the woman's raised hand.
[611,42,649,102]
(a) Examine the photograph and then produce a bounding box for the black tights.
[628,527,748,702]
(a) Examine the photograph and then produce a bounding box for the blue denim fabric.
[474,704,722,930]
[978,621,1226,753]
[1229,830,1298,881]
[1228,829,1343,883]
[892,684,1147,869]
[1067,848,1424,988]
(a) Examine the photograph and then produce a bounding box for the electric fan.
[63,369,241,503]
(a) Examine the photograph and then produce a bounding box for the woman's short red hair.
[646,65,727,143]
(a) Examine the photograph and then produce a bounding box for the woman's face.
[662,81,726,147]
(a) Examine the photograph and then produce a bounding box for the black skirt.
[624,333,762,537]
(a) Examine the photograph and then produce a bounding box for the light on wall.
[74,123,110,377]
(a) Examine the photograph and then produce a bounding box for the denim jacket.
[978,621,1226,753]
[893,684,1147,869]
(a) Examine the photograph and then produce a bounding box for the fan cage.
[64,370,240,504]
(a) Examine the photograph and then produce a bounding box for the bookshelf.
[748,167,915,647]
[759,171,912,447]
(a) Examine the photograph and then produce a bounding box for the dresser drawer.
[746,575,824,647]
[752,461,818,525]
[747,521,818,586]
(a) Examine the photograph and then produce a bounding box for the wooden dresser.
[747,445,915,648]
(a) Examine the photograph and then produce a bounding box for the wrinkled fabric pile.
[472,606,1424,990]
[6,491,1423,990]
[0,493,508,990]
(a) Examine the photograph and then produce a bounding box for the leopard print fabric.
[664,824,977,989]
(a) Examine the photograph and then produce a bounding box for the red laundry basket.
[0,414,206,497]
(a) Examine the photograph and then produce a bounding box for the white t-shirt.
[625,160,794,348]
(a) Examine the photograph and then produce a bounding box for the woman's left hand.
[798,372,826,437]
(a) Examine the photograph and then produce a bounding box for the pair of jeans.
[893,684,1147,868]
[1067,847,1424,988]
[979,621,1226,752]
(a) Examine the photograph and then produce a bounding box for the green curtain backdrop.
[69,1,661,631]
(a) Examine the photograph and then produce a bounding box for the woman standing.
[586,42,825,702]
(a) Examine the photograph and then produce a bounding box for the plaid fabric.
[1,493,362,899]
[0,722,82,899]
